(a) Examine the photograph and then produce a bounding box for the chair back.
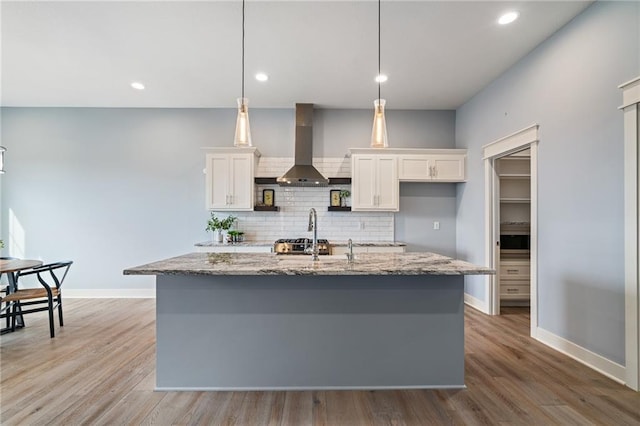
[16,261,73,289]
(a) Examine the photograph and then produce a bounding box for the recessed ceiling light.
[375,74,388,83]
[255,73,269,82]
[131,81,145,90]
[498,11,519,25]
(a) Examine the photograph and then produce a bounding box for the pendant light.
[0,146,6,174]
[371,0,388,148]
[234,0,252,147]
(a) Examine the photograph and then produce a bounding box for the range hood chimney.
[277,103,329,187]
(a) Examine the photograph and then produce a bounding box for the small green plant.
[0,240,4,249]
[226,230,245,243]
[206,213,237,232]
[339,190,351,199]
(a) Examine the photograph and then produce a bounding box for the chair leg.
[3,292,10,330]
[57,295,64,327]
[11,302,23,332]
[48,296,55,338]
[4,300,10,330]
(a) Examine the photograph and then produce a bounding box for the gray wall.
[456,1,639,365]
[0,107,456,291]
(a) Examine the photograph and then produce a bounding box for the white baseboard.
[535,326,626,385]
[464,293,489,314]
[64,289,155,298]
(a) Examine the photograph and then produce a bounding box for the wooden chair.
[1,261,73,338]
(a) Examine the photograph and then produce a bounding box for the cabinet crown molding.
[349,148,466,156]
[202,147,261,157]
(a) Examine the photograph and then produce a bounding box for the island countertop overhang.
[124,252,494,276]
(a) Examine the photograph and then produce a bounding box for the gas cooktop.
[274,238,331,255]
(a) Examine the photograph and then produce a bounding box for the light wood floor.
[1,299,638,425]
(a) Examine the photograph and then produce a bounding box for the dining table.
[1,258,43,333]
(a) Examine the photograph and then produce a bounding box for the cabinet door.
[376,156,399,211]
[228,155,253,210]
[205,152,255,211]
[351,156,377,210]
[206,154,231,209]
[352,155,398,211]
[431,155,466,182]
[398,156,431,181]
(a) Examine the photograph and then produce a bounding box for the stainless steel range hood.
[277,103,329,187]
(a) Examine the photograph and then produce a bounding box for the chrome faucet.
[307,208,319,261]
[346,238,354,263]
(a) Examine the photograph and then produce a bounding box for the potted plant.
[226,230,245,243]
[339,189,351,207]
[206,213,237,243]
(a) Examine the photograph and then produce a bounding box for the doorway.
[496,150,531,311]
[483,125,538,338]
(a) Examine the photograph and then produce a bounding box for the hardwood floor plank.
[540,405,596,426]
[280,391,313,426]
[1,300,638,425]
[405,390,457,425]
[310,390,328,426]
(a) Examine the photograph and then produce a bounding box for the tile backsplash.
[212,157,395,242]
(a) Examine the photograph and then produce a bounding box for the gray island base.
[124,252,493,391]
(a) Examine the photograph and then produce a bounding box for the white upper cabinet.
[397,150,467,182]
[204,147,259,211]
[351,153,399,211]
[430,154,466,181]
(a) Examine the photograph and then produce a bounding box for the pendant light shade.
[370,0,388,148]
[233,0,252,147]
[371,99,388,148]
[234,97,252,147]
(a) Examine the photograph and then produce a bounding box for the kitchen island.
[124,252,493,390]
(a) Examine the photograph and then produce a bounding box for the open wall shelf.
[253,206,279,212]
[255,177,352,185]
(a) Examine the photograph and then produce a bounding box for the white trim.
[201,146,261,157]
[155,384,467,392]
[482,124,539,159]
[619,76,640,109]
[464,293,489,314]
[65,289,155,298]
[349,147,466,156]
[529,142,539,338]
[535,327,626,385]
[482,125,539,324]
[484,158,501,315]
[622,94,640,390]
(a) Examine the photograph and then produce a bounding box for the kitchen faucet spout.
[346,238,354,263]
[308,208,319,261]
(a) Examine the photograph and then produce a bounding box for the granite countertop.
[195,240,274,247]
[194,240,406,248]
[124,252,494,276]
[330,241,406,247]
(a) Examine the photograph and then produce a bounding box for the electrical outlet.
[433,221,440,230]
[359,221,365,230]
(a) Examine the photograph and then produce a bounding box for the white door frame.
[620,76,640,391]
[482,125,539,334]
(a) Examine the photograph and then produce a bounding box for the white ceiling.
[1,0,592,110]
